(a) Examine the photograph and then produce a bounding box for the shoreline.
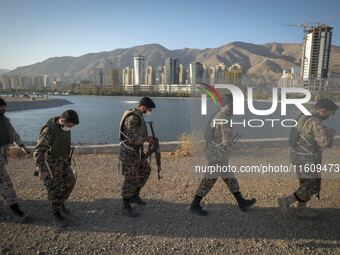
[10,136,340,155]
[4,98,73,111]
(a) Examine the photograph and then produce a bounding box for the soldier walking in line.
[0,98,30,222]
[119,97,156,218]
[34,110,79,227]
[189,94,256,216]
[278,99,338,219]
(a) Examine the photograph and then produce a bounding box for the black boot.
[188,195,208,216]
[61,204,71,215]
[121,199,139,218]
[233,192,256,212]
[53,211,70,227]
[130,187,147,205]
[9,203,29,223]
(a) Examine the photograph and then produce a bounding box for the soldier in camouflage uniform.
[278,99,338,219]
[189,94,256,216]
[119,97,156,218]
[0,98,30,222]
[34,110,79,227]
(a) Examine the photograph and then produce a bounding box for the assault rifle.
[145,121,162,180]
[233,132,242,144]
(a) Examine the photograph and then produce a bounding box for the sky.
[1,0,340,70]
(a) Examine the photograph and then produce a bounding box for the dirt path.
[1,147,339,254]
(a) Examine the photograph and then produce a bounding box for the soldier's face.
[319,109,333,120]
[59,118,76,128]
[0,105,6,115]
[140,106,153,113]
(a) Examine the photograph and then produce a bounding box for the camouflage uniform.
[290,110,332,202]
[119,108,151,199]
[0,115,23,206]
[196,106,240,198]
[33,118,76,213]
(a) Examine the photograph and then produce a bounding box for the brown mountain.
[7,42,340,81]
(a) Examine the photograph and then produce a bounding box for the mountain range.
[0,69,10,75]
[7,42,340,82]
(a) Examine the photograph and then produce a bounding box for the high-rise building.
[145,66,155,85]
[109,68,120,86]
[165,58,180,85]
[134,55,146,85]
[122,67,134,86]
[202,65,210,84]
[214,64,226,84]
[301,23,333,91]
[225,64,242,87]
[190,62,203,85]
[179,64,188,85]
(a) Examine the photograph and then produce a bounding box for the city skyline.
[1,0,340,70]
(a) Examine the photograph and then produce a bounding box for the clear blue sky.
[1,0,339,70]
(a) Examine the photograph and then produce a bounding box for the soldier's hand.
[39,172,49,182]
[144,136,154,144]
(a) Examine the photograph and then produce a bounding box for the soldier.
[278,99,338,219]
[0,98,30,222]
[34,110,79,227]
[189,94,256,216]
[119,97,156,218]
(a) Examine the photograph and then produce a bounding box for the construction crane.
[105,59,114,88]
[283,13,340,37]
[134,49,144,58]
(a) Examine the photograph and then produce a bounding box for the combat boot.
[9,203,29,223]
[130,187,147,205]
[121,199,139,218]
[53,211,70,227]
[233,192,256,212]
[61,204,71,215]
[296,202,319,219]
[277,194,297,219]
[188,195,208,216]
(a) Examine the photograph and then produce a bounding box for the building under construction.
[301,23,333,91]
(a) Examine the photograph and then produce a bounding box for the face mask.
[61,126,72,131]
[320,115,329,121]
[143,111,151,118]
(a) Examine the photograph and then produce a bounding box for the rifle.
[233,132,242,144]
[144,121,162,180]
[68,146,75,166]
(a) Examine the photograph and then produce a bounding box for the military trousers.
[0,146,18,206]
[121,155,151,199]
[44,160,76,213]
[196,161,240,198]
[294,163,321,202]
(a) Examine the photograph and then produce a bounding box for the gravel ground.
[1,147,339,254]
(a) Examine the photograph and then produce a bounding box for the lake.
[4,95,340,144]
